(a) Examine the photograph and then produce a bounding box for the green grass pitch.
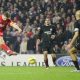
[0,66,80,80]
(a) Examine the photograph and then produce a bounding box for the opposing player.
[0,12,22,56]
[66,10,80,72]
[37,18,57,68]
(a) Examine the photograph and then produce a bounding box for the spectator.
[14,37,21,53]
[27,34,36,54]
[20,37,27,54]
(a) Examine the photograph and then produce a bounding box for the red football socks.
[0,44,14,55]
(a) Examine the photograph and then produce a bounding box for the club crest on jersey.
[44,31,51,35]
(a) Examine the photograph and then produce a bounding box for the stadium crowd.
[0,0,79,54]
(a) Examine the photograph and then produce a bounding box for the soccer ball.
[28,57,36,64]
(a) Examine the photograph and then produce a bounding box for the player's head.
[3,12,10,19]
[75,10,80,20]
[44,18,51,25]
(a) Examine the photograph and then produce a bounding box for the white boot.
[0,51,7,59]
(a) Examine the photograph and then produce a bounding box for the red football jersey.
[0,15,11,36]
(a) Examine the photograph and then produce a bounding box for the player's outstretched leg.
[69,47,80,72]
[0,44,17,56]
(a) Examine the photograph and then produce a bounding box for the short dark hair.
[4,12,10,18]
[76,0,80,10]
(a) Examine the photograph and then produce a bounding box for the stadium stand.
[0,0,79,54]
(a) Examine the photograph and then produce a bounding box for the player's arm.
[1,14,22,32]
[51,25,56,39]
[37,27,43,39]
[1,15,7,20]
[36,27,42,52]
[10,21,22,33]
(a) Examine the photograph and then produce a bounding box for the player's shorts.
[75,42,80,50]
[74,38,80,50]
[41,41,56,54]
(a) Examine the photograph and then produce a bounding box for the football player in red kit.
[0,13,22,56]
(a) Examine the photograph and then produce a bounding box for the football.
[28,57,36,64]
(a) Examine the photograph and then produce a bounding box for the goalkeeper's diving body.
[0,12,22,56]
